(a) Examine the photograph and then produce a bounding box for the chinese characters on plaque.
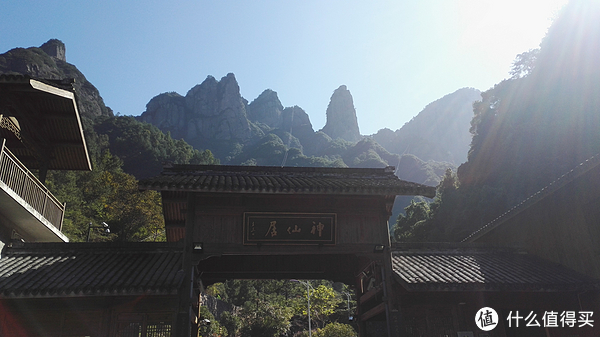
[244,213,336,244]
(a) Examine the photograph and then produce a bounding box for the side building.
[0,74,91,247]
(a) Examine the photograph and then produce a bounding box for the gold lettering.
[317,222,325,237]
[265,221,277,237]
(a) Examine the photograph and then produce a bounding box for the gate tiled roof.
[0,242,184,298]
[392,246,599,292]
[139,165,436,198]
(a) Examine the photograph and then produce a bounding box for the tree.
[392,200,432,242]
[510,49,539,79]
[199,306,226,337]
[240,299,293,337]
[294,283,342,329]
[216,280,297,337]
[219,312,241,337]
[209,280,355,337]
[46,150,166,242]
[94,116,219,179]
[313,323,357,337]
[295,322,357,337]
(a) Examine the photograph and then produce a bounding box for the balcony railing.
[0,139,65,231]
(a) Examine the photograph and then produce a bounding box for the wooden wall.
[475,165,600,279]
[395,285,599,337]
[164,192,394,256]
[0,296,178,337]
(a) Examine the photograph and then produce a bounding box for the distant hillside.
[0,39,216,179]
[394,0,600,242]
[0,40,220,242]
[0,39,113,120]
[372,88,481,165]
[137,73,477,179]
[1,39,481,228]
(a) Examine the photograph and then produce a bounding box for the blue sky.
[1,0,567,135]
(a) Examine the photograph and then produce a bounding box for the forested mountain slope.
[0,41,218,241]
[1,38,483,239]
[394,0,600,242]
[372,88,481,165]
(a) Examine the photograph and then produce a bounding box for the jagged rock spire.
[321,85,361,142]
[40,39,66,62]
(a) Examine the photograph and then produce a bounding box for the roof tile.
[392,248,599,292]
[0,242,184,298]
[139,165,436,197]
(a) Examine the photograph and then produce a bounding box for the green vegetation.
[45,115,218,242]
[294,284,342,329]
[219,312,242,337]
[303,322,358,337]
[230,133,346,167]
[203,280,357,337]
[199,306,227,337]
[392,199,432,242]
[94,116,219,179]
[47,150,166,242]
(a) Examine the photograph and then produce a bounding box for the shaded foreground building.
[138,164,437,337]
[0,74,91,246]
[390,243,599,337]
[0,79,598,337]
[0,159,598,336]
[138,164,600,337]
[467,153,600,279]
[0,242,185,336]
[383,154,600,337]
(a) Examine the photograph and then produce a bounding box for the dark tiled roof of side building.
[0,74,91,171]
[391,244,600,292]
[0,242,184,298]
[463,153,600,242]
[139,164,436,198]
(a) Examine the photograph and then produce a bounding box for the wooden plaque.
[244,212,336,245]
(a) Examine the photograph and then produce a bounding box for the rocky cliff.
[0,39,113,120]
[247,89,284,129]
[1,39,478,174]
[139,73,255,157]
[39,39,66,62]
[185,73,253,141]
[372,88,481,164]
[1,39,475,225]
[320,85,362,142]
[139,75,474,173]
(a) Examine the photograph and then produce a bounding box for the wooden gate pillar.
[176,193,195,337]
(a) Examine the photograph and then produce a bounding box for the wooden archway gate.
[139,164,435,337]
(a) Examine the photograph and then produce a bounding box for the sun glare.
[457,0,568,50]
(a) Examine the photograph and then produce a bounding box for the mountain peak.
[247,89,284,128]
[40,39,66,62]
[320,85,361,142]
